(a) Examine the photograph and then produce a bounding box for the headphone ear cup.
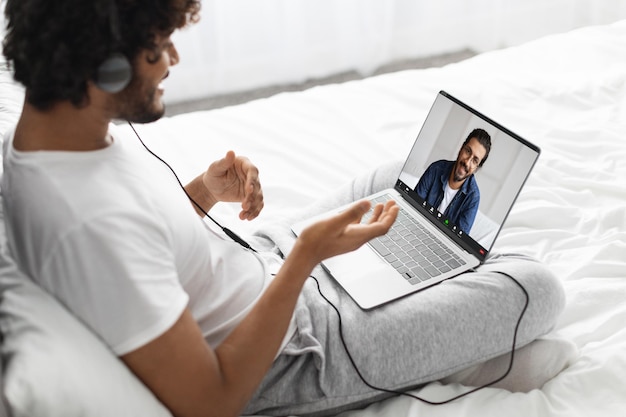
[96,53,132,93]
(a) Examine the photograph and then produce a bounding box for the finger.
[210,150,236,175]
[367,203,384,224]
[331,202,397,251]
[368,200,396,224]
[240,191,264,220]
[244,168,259,199]
[354,202,398,238]
[335,200,372,226]
[241,167,260,206]
[376,201,399,225]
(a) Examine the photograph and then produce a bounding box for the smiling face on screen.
[450,137,487,186]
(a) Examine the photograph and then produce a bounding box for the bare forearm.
[212,240,317,414]
[184,175,217,216]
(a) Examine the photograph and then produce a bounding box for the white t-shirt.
[438,181,459,214]
[1,125,293,355]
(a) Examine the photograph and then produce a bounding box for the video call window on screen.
[398,93,539,252]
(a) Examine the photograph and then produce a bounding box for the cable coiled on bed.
[308,270,529,405]
[132,119,529,404]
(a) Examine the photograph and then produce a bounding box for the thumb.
[336,200,371,225]
[211,150,236,174]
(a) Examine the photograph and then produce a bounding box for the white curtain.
[164,0,626,104]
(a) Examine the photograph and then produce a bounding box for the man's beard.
[453,160,472,182]
[115,80,165,124]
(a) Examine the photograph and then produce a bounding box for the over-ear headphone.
[95,0,132,93]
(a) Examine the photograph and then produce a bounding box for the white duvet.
[122,20,626,417]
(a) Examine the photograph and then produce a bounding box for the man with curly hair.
[1,1,399,416]
[1,1,566,417]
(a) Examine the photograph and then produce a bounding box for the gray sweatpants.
[244,161,565,417]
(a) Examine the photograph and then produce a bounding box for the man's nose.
[169,44,180,66]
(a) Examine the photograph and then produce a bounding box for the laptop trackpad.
[322,244,412,309]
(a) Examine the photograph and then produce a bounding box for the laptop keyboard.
[363,195,466,285]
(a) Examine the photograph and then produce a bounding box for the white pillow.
[0,232,173,417]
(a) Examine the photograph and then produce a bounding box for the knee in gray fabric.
[481,253,566,337]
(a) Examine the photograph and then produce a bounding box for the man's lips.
[158,71,170,91]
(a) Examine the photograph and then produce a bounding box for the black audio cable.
[128,122,256,252]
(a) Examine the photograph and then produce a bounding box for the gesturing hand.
[296,199,399,268]
[202,151,264,220]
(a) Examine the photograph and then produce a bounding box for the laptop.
[291,90,540,310]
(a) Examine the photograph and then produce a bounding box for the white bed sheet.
[121,20,626,417]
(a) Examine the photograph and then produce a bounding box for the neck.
[13,90,115,152]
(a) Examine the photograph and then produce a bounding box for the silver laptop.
[292,90,540,310]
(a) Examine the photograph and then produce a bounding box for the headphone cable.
[127,122,256,252]
[128,121,529,404]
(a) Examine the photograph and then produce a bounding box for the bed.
[1,19,625,417]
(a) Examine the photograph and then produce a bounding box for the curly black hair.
[2,0,201,110]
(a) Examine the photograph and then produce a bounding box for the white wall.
[164,0,626,103]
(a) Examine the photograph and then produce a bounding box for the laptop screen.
[395,91,540,261]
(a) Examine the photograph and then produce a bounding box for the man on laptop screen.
[293,91,544,310]
[416,128,491,235]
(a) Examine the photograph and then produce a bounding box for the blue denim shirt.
[414,160,480,233]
